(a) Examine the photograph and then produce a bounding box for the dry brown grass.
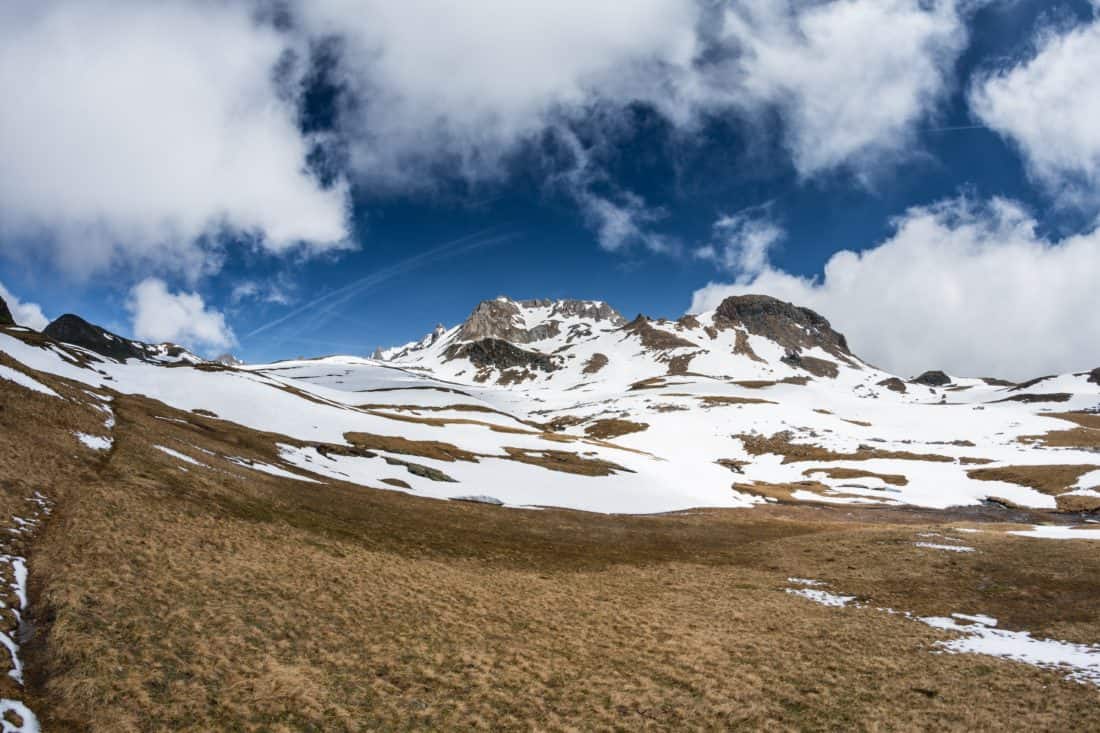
[581,353,608,375]
[1045,411,1100,429]
[4,357,1100,730]
[967,465,1100,497]
[803,467,908,486]
[344,431,481,463]
[582,419,649,440]
[736,431,956,465]
[1020,423,1100,450]
[699,395,777,407]
[500,447,627,477]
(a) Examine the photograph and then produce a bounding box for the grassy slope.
[1,365,1100,731]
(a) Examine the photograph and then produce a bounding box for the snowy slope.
[3,294,1099,515]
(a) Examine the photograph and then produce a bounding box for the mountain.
[1,293,1097,515]
[42,314,202,364]
[0,295,12,327]
[380,294,868,386]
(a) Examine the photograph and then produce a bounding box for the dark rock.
[0,296,13,327]
[877,377,907,393]
[991,393,1072,404]
[1089,368,1100,386]
[444,338,558,373]
[911,370,951,387]
[43,313,193,363]
[714,295,852,358]
[44,314,151,361]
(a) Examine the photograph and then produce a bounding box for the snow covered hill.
[2,293,1098,515]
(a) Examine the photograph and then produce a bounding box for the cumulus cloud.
[970,12,1100,205]
[691,197,1100,380]
[0,1,350,278]
[0,282,49,330]
[295,0,700,188]
[694,210,784,280]
[294,0,970,188]
[714,0,968,178]
[128,278,235,352]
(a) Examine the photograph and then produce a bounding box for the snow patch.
[74,433,112,451]
[154,445,203,467]
[922,615,1100,686]
[1009,526,1100,541]
[914,542,976,553]
[0,366,58,398]
[785,588,856,607]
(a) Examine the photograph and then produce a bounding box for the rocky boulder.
[911,370,952,387]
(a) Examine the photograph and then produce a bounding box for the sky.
[1,0,1099,379]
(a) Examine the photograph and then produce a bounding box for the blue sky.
[1,0,1099,378]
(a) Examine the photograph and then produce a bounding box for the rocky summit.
[42,314,200,364]
[0,295,12,327]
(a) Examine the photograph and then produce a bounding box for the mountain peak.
[43,314,199,364]
[713,294,852,359]
[456,297,624,344]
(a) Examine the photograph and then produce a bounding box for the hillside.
[0,292,1098,729]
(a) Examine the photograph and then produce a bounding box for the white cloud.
[691,197,1100,380]
[712,0,969,178]
[970,13,1100,205]
[128,278,235,352]
[695,210,784,280]
[295,0,701,188]
[579,191,675,254]
[230,279,293,306]
[0,282,49,330]
[294,0,969,186]
[0,1,350,278]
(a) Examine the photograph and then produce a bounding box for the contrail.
[927,124,988,133]
[243,227,515,341]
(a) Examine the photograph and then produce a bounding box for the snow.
[785,588,857,607]
[914,542,976,553]
[74,433,112,451]
[0,700,39,733]
[1008,525,1100,541]
[4,296,1100,516]
[922,615,1100,686]
[227,457,321,484]
[788,578,825,586]
[154,446,203,467]
[0,366,58,398]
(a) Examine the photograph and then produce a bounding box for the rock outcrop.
[713,295,852,359]
[911,370,951,387]
[43,314,193,363]
[457,297,624,344]
[1089,367,1100,386]
[0,296,13,327]
[444,338,558,373]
